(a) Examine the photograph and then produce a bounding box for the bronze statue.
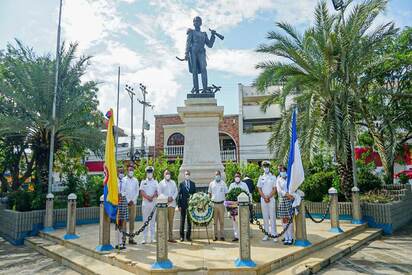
[177,16,224,95]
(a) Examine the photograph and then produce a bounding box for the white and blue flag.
[286,109,305,193]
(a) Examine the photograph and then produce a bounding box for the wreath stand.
[190,216,211,245]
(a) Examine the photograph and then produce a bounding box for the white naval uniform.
[140,178,159,242]
[228,181,250,238]
[257,172,277,236]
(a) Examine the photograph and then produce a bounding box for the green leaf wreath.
[188,192,214,226]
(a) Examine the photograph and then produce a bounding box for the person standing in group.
[116,167,128,250]
[276,165,294,245]
[257,160,278,242]
[158,170,178,243]
[122,165,139,245]
[208,170,228,241]
[177,170,196,242]
[242,173,255,223]
[139,166,158,244]
[228,171,250,242]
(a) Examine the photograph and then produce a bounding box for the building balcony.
[163,146,237,162]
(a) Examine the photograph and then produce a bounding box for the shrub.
[300,171,336,202]
[7,190,33,211]
[356,160,382,193]
[360,190,393,203]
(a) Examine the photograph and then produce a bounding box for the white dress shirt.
[140,178,159,206]
[257,173,276,196]
[121,176,139,204]
[276,176,288,197]
[208,180,228,202]
[158,179,178,208]
[228,181,250,195]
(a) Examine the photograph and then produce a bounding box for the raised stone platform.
[25,219,381,274]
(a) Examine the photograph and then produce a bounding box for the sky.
[0,0,411,146]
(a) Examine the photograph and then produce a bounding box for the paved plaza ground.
[320,223,412,275]
[0,237,79,275]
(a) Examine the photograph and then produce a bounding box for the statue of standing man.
[180,16,223,94]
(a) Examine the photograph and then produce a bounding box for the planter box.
[0,205,143,245]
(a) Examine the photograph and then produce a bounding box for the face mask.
[165,174,171,180]
[280,171,287,178]
[119,173,124,179]
[215,175,221,182]
[147,173,153,179]
[264,167,270,174]
[128,171,134,177]
[235,177,240,183]
[185,174,190,180]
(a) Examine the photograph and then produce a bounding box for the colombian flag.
[103,109,118,220]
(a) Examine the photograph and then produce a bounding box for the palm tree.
[255,0,395,198]
[0,40,103,191]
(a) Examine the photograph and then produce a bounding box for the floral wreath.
[188,192,214,226]
[224,187,248,219]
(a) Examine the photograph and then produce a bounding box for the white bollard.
[43,193,55,232]
[351,186,363,224]
[64,193,79,240]
[235,193,256,267]
[328,188,343,233]
[96,195,113,251]
[294,191,311,247]
[152,195,173,269]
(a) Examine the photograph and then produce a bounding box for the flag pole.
[115,66,120,160]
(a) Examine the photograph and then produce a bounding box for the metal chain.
[119,206,156,239]
[250,204,295,239]
[305,200,332,224]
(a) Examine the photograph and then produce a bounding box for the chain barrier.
[250,203,295,239]
[304,200,332,224]
[119,206,156,239]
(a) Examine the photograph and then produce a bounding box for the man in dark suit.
[243,174,255,223]
[177,170,196,242]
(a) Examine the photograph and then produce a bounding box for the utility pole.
[47,0,63,194]
[125,84,135,162]
[138,84,153,158]
[115,67,120,160]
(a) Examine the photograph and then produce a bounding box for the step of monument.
[25,237,133,275]
[270,228,383,275]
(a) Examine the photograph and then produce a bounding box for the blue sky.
[1,0,411,145]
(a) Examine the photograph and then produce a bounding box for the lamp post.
[137,83,153,159]
[47,0,63,194]
[125,84,135,162]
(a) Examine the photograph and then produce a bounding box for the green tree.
[0,40,103,192]
[255,0,395,198]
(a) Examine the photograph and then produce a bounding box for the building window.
[243,118,279,133]
[167,133,184,146]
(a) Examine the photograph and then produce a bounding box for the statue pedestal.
[178,98,225,188]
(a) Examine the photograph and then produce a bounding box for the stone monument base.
[177,97,225,188]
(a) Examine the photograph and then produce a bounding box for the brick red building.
[154,114,239,162]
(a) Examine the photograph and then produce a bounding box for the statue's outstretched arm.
[205,32,216,48]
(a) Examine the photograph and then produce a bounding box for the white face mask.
[215,175,221,182]
[264,167,270,174]
[128,171,134,177]
[235,177,240,183]
[147,173,153,179]
[119,173,124,179]
[165,174,171,180]
[280,171,287,178]
[185,174,190,180]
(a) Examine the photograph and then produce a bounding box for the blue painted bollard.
[96,195,113,252]
[43,193,55,232]
[64,193,79,240]
[351,187,363,224]
[294,191,312,247]
[152,195,173,269]
[328,188,343,233]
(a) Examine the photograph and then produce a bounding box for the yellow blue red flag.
[103,109,118,220]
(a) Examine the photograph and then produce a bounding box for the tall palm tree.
[0,41,103,191]
[255,0,395,198]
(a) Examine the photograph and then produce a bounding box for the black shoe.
[115,245,126,250]
[129,239,137,245]
[186,237,192,242]
[232,238,239,242]
[220,237,225,241]
[288,239,294,245]
[213,237,218,241]
[180,238,184,242]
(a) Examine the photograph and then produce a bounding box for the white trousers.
[232,216,239,238]
[260,197,277,235]
[142,202,156,241]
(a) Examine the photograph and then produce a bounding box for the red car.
[395,169,412,179]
